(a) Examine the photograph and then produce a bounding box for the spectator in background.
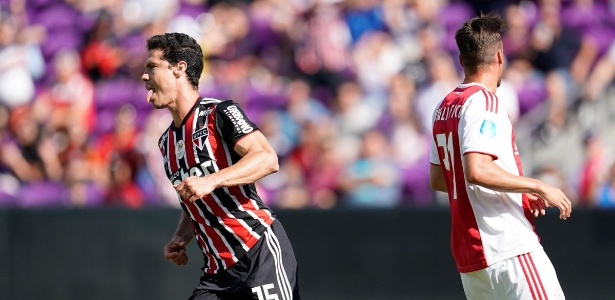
[583,42,615,102]
[529,1,598,140]
[0,11,45,108]
[280,118,333,207]
[343,0,386,44]
[1,107,62,183]
[285,78,331,127]
[0,105,19,205]
[351,30,405,96]
[377,73,432,207]
[332,80,382,162]
[501,4,533,61]
[293,0,352,101]
[576,131,612,207]
[596,162,615,209]
[136,109,179,207]
[338,128,401,208]
[32,49,96,138]
[0,107,65,207]
[416,51,460,133]
[97,104,145,208]
[81,11,123,81]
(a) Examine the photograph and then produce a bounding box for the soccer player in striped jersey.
[142,33,300,300]
[429,14,572,300]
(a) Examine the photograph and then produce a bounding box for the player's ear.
[458,55,464,67]
[497,49,504,66]
[174,61,187,77]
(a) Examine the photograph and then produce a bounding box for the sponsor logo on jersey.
[176,140,186,159]
[199,106,214,117]
[170,160,214,185]
[224,105,254,134]
[480,120,496,138]
[159,132,169,150]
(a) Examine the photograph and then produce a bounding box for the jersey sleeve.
[459,91,507,159]
[215,100,260,147]
[429,100,444,165]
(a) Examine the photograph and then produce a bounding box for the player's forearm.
[210,149,279,189]
[429,164,449,193]
[464,158,544,195]
[173,211,195,243]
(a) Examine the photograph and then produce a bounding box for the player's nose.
[141,73,149,82]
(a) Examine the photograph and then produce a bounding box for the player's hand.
[175,176,218,203]
[527,194,547,217]
[164,236,189,266]
[537,184,572,220]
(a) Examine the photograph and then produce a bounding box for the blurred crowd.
[0,0,614,209]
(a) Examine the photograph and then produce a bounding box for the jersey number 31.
[436,132,458,200]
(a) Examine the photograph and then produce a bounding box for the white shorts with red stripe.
[460,249,565,300]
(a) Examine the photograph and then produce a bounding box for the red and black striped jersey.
[158,97,275,274]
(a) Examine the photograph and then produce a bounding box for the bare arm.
[163,210,194,266]
[429,164,448,193]
[175,131,279,203]
[173,210,195,243]
[216,130,279,188]
[464,152,572,219]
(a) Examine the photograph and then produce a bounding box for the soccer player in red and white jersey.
[142,33,300,300]
[429,14,572,300]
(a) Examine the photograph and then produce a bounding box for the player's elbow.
[430,179,448,193]
[464,164,485,186]
[429,177,440,191]
[264,151,279,174]
[429,167,447,193]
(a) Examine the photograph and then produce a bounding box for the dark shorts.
[189,219,301,300]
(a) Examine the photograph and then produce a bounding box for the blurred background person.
[337,128,401,208]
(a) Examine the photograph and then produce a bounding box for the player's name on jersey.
[434,104,463,121]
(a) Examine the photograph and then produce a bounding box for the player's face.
[141,49,179,109]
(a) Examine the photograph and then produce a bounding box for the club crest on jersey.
[192,127,208,150]
[176,140,186,159]
[480,120,497,138]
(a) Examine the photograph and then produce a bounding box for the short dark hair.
[146,33,204,89]
[455,13,505,73]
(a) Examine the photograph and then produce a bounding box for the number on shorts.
[251,283,279,300]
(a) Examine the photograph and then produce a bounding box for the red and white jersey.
[429,83,541,273]
[159,98,275,274]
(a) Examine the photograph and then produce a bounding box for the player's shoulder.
[157,127,171,150]
[462,85,499,114]
[201,98,242,113]
[196,97,224,109]
[195,98,243,118]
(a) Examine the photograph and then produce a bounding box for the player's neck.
[462,68,499,94]
[170,90,201,127]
